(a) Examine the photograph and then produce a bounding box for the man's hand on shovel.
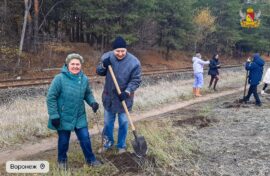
[118,91,130,101]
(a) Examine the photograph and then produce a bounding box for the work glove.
[52,118,60,128]
[102,57,111,68]
[91,102,99,113]
[118,91,129,101]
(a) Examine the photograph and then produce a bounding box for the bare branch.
[38,0,64,31]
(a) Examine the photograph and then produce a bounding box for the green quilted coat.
[46,65,96,131]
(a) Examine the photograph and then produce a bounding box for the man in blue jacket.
[242,53,265,106]
[96,36,142,154]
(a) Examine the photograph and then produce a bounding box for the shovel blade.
[132,135,148,158]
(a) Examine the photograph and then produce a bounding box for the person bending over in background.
[96,36,142,154]
[192,52,210,97]
[241,53,265,106]
[261,67,270,95]
[46,53,101,170]
[208,53,221,91]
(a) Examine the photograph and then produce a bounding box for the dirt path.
[0,87,244,165]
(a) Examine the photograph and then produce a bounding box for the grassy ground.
[0,69,249,175]
[0,70,246,150]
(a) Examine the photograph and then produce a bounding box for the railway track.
[0,64,243,89]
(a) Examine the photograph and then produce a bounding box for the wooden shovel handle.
[108,65,136,131]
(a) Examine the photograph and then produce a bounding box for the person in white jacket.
[261,67,270,95]
[192,52,210,96]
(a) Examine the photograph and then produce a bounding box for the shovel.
[108,65,147,157]
[239,69,249,104]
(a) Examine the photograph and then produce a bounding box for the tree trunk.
[80,16,84,42]
[19,0,32,56]
[2,0,7,36]
[71,26,74,42]
[194,41,197,53]
[54,20,59,39]
[165,46,170,60]
[102,35,106,52]
[86,33,90,43]
[33,0,39,52]
[76,16,80,42]
[25,11,33,52]
[17,0,32,73]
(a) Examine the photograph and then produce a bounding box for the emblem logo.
[239,7,261,28]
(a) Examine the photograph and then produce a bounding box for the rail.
[0,64,244,89]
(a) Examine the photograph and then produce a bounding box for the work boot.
[193,88,196,95]
[255,102,262,107]
[239,97,248,103]
[88,160,102,167]
[98,139,113,153]
[118,148,126,154]
[195,88,202,97]
[58,162,68,170]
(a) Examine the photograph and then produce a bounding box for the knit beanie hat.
[65,53,84,64]
[112,36,127,49]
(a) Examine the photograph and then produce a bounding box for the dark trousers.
[245,84,261,104]
[209,75,219,90]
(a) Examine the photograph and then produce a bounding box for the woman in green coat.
[46,53,101,169]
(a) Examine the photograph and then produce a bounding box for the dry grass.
[28,119,197,176]
[0,97,50,150]
[133,70,245,111]
[138,120,195,163]
[0,69,249,175]
[0,70,245,150]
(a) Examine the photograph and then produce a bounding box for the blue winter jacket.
[47,65,97,131]
[245,54,265,85]
[96,51,142,113]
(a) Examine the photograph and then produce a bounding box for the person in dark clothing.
[96,36,142,154]
[241,53,265,106]
[208,54,221,91]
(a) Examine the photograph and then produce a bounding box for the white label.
[6,161,49,173]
